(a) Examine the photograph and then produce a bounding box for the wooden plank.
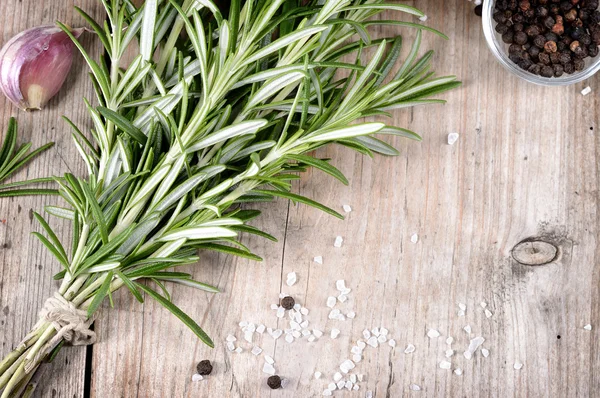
[1,0,600,397]
[0,1,104,397]
[90,1,600,397]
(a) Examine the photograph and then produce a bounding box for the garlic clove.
[0,25,83,111]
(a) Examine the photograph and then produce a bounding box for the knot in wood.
[511,240,558,266]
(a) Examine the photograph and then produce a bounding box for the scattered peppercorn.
[280,296,295,310]
[267,375,282,390]
[475,4,483,17]
[493,0,600,78]
[196,360,213,376]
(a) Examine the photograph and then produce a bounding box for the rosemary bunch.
[0,0,459,395]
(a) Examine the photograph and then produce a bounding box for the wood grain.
[2,0,600,397]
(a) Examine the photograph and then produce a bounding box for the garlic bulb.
[0,25,83,111]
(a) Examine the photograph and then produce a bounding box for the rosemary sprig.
[0,0,459,395]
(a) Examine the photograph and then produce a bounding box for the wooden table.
[1,0,599,397]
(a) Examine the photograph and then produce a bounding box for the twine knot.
[39,292,96,346]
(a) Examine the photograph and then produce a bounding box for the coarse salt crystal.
[458,310,465,317]
[353,354,362,362]
[362,329,371,339]
[340,359,355,373]
[350,374,357,383]
[265,355,274,364]
[480,302,487,308]
[270,304,279,310]
[256,324,265,334]
[263,363,276,375]
[314,371,322,379]
[285,334,294,343]
[372,327,380,336]
[314,256,323,264]
[514,362,524,370]
[439,361,452,370]
[411,233,419,243]
[427,329,440,338]
[329,309,341,319]
[409,384,421,391]
[336,280,347,291]
[347,311,356,319]
[345,380,353,390]
[235,347,243,353]
[247,323,256,332]
[279,293,286,299]
[357,340,366,349]
[445,349,454,358]
[300,320,309,328]
[458,303,466,311]
[404,344,416,354]
[270,329,283,339]
[226,342,235,351]
[331,329,341,339]
[482,348,490,358]
[337,294,348,303]
[302,330,311,337]
[239,321,248,328]
[334,372,343,382]
[313,329,323,338]
[378,335,387,343]
[300,307,309,315]
[446,337,454,345]
[244,330,253,343]
[252,346,263,356]
[454,368,463,376]
[281,378,290,389]
[342,288,351,295]
[353,385,359,391]
[463,325,472,334]
[485,309,493,318]
[191,374,204,382]
[380,327,388,336]
[584,324,593,331]
[293,303,301,311]
[276,307,285,318]
[447,132,459,145]
[582,86,592,96]
[343,204,352,213]
[328,383,337,391]
[322,389,332,396]
[367,336,379,348]
[308,335,316,342]
[226,334,236,342]
[366,391,373,397]
[334,236,344,247]
[351,346,362,355]
[388,339,396,347]
[327,296,337,308]
[292,331,301,338]
[336,381,345,389]
[286,272,297,286]
[358,374,364,382]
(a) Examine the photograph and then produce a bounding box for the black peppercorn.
[540,65,554,77]
[574,58,585,71]
[281,296,295,310]
[475,4,483,17]
[529,45,542,58]
[528,63,542,75]
[559,51,572,64]
[514,31,529,45]
[496,23,510,35]
[503,30,515,43]
[525,24,542,37]
[534,35,547,48]
[538,52,551,64]
[543,15,556,29]
[544,41,558,53]
[589,45,599,57]
[553,64,565,77]
[197,360,213,376]
[564,62,575,73]
[267,375,282,390]
[550,52,561,64]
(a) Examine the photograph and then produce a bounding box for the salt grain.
[447,132,459,145]
[362,329,371,339]
[247,323,256,332]
[366,391,373,398]
[380,327,389,336]
[485,309,493,318]
[313,329,323,338]
[235,347,243,353]
[582,86,592,96]
[286,272,297,286]
[458,310,465,317]
[454,368,463,376]
[292,331,301,338]
[239,321,248,328]
[372,327,380,336]
[334,236,344,247]
[514,362,524,370]
[388,339,396,348]
[270,329,282,339]
[244,330,253,343]
[446,337,454,345]
[301,320,309,328]
[334,372,343,382]
[367,336,379,347]
[328,383,337,390]
[378,335,387,343]
[265,355,274,364]
[439,361,452,370]
[314,256,323,264]
[584,324,593,331]
[351,346,362,355]
[327,296,337,308]
[285,334,294,343]
[301,307,309,315]
[314,371,322,379]
[427,329,440,338]
[445,349,454,358]
[226,342,235,351]
[270,304,279,310]
[345,380,353,390]
[458,303,466,311]
[404,344,416,354]
[409,384,422,391]
[357,340,366,349]
[252,346,263,356]
[411,233,419,243]
[347,311,356,319]
[308,336,316,342]
[336,380,345,389]
[480,302,487,308]
[329,309,341,320]
[340,359,355,373]
[482,348,490,358]
[337,294,348,303]
[226,334,236,342]
[463,325,472,334]
[256,324,265,334]
[343,204,352,213]
[331,329,341,339]
[322,389,332,396]
[336,280,347,291]
[293,303,301,311]
[191,374,204,382]
[353,385,359,391]
[276,306,285,318]
[302,330,311,337]
[353,354,362,362]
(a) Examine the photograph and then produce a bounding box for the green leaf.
[196,243,263,261]
[136,283,214,347]
[79,181,109,244]
[117,271,144,303]
[230,224,277,242]
[303,123,385,142]
[33,212,68,262]
[87,272,114,317]
[254,189,343,219]
[286,154,348,185]
[32,232,70,272]
[98,107,147,144]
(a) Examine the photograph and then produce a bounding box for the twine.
[39,292,96,347]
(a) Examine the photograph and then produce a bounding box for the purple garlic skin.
[0,25,83,111]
